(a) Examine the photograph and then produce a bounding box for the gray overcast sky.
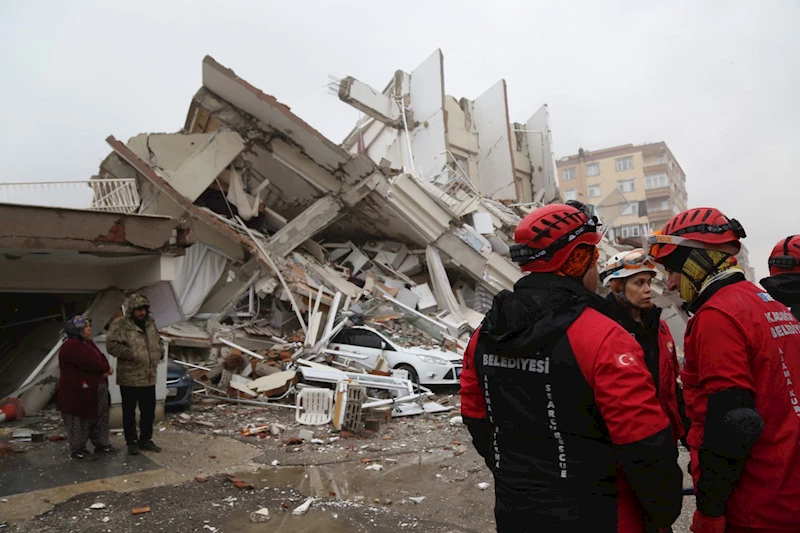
[1,1,797,280]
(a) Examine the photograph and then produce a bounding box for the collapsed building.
[0,50,688,427]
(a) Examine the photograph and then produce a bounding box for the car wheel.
[394,364,419,385]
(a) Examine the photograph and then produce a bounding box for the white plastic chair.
[296,387,334,425]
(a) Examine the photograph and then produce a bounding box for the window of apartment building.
[645,173,669,189]
[616,157,634,171]
[648,222,656,233]
[562,167,576,181]
[588,184,602,198]
[617,178,635,193]
[563,189,577,201]
[657,155,665,165]
[618,224,643,238]
[586,163,600,177]
[620,202,638,216]
[647,198,670,212]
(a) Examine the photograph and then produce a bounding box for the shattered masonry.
[0,49,689,425]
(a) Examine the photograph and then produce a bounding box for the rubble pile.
[1,50,688,427]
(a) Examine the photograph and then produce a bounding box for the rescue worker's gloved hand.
[690,510,725,533]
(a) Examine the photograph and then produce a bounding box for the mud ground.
[0,392,695,532]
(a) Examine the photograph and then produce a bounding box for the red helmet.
[511,202,601,273]
[648,207,745,264]
[768,235,800,276]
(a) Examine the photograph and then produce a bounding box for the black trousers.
[120,385,156,445]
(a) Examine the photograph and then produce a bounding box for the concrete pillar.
[265,194,344,258]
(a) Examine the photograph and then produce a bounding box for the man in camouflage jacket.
[107,294,163,455]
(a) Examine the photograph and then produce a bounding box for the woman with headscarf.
[56,315,116,460]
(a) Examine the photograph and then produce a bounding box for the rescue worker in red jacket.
[760,235,800,319]
[648,208,800,533]
[461,201,682,533]
[599,250,690,447]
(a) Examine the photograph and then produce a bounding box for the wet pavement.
[0,441,159,498]
[0,400,696,532]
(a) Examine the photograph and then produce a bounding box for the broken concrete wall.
[526,104,559,204]
[444,96,480,189]
[408,50,448,180]
[473,80,518,202]
[511,123,534,203]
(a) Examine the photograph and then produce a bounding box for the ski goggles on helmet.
[646,232,740,259]
[599,250,656,283]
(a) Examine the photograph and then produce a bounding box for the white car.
[327,326,462,385]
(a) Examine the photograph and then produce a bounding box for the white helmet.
[599,248,658,287]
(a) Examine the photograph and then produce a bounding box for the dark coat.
[56,337,110,419]
[464,274,682,532]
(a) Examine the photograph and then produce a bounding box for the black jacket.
[761,273,800,319]
[470,274,682,533]
[606,295,662,391]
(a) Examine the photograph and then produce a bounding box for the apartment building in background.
[556,142,688,245]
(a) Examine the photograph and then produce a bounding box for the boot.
[139,440,161,452]
[127,442,140,455]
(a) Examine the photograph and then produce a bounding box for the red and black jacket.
[682,275,800,532]
[461,274,682,533]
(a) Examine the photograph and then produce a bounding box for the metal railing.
[0,179,140,214]
[414,151,480,218]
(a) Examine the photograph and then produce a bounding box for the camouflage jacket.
[106,295,162,387]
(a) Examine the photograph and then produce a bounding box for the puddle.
[235,451,455,502]
[224,450,493,532]
[221,508,355,532]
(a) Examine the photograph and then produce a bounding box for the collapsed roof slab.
[185,86,380,219]
[199,56,377,187]
[106,135,264,264]
[0,203,192,292]
[0,202,192,255]
[126,131,246,202]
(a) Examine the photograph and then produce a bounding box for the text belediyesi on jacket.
[106,294,162,387]
[462,273,683,533]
